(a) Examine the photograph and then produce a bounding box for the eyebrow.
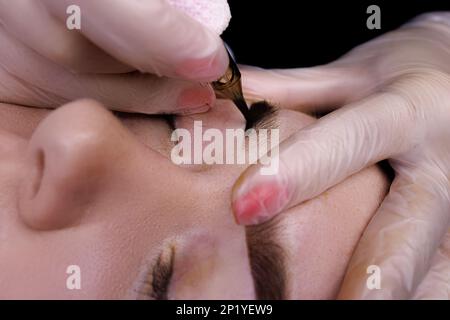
[247,101,279,130]
[245,215,288,300]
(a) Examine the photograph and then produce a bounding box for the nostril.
[30,149,45,199]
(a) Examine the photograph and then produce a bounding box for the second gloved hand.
[232,12,450,299]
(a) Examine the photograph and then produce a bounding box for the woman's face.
[0,99,388,299]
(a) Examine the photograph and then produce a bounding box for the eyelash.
[164,100,277,134]
[144,245,175,300]
[162,114,176,131]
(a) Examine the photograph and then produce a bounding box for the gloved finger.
[0,27,215,115]
[412,228,450,300]
[41,0,229,81]
[240,64,375,114]
[337,165,450,299]
[231,91,423,225]
[0,0,131,73]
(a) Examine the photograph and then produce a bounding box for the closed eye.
[141,245,176,300]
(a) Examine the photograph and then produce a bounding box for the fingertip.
[175,84,215,115]
[231,172,255,226]
[175,43,229,82]
[166,0,231,81]
[232,194,273,226]
[231,173,290,226]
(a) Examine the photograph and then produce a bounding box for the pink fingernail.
[232,181,289,225]
[175,48,228,82]
[176,86,215,114]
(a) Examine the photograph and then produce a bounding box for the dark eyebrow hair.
[245,215,287,300]
[247,101,279,130]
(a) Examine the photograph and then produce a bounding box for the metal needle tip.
[211,44,250,127]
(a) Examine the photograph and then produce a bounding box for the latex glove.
[412,228,450,299]
[0,0,230,114]
[231,12,450,299]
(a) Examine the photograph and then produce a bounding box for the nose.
[16,99,163,230]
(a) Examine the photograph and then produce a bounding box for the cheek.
[0,234,96,299]
[121,117,174,157]
[0,131,26,225]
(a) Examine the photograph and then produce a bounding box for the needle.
[211,44,251,128]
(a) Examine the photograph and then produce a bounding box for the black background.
[222,0,450,68]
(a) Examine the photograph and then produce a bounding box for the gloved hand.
[0,0,230,114]
[231,12,450,299]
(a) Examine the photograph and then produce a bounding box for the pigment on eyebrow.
[246,215,287,300]
[247,101,279,130]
